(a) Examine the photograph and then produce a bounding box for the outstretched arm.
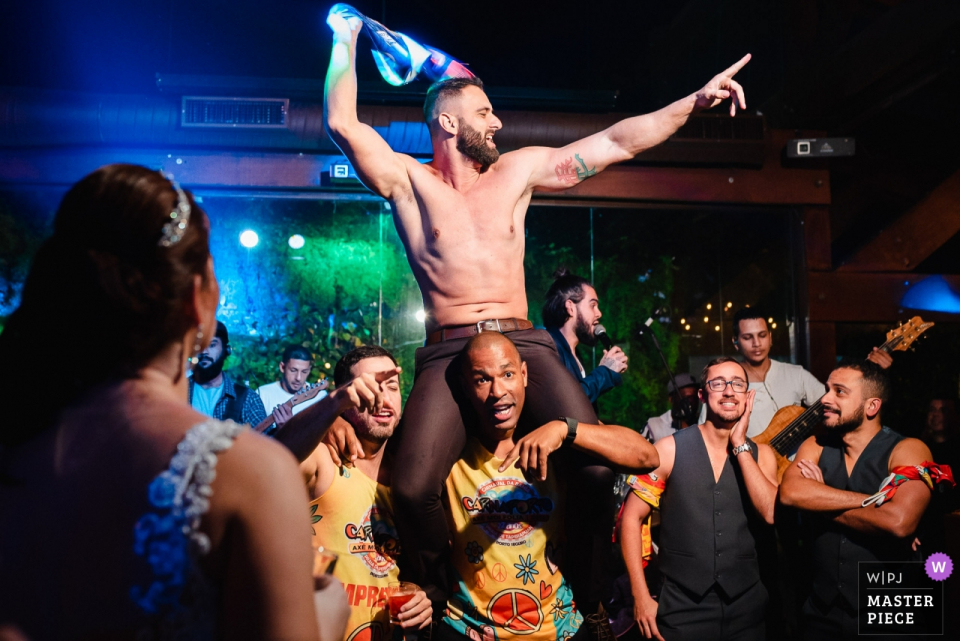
[520,54,751,192]
[273,367,401,462]
[324,17,411,200]
[500,420,659,480]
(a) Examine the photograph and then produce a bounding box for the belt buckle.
[476,319,502,334]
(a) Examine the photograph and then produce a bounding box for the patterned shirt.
[443,438,582,641]
[188,375,266,427]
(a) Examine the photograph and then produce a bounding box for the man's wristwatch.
[732,442,752,456]
[560,416,578,446]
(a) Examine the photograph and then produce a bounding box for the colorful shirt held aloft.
[444,438,582,641]
[310,465,401,641]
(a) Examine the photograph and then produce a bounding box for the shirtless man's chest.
[390,155,535,332]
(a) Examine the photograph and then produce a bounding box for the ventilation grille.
[181,97,288,128]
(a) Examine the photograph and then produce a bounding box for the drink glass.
[312,547,338,577]
[384,581,418,624]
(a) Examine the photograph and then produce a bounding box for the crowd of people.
[0,15,956,641]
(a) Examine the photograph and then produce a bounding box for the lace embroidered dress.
[130,418,245,640]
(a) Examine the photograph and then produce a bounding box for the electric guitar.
[752,316,934,481]
[253,379,330,434]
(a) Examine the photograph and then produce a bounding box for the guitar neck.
[769,398,825,457]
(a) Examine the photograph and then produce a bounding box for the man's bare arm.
[833,439,933,538]
[520,54,751,192]
[779,437,866,512]
[620,493,664,641]
[499,420,659,480]
[737,444,779,524]
[273,368,400,462]
[324,21,410,200]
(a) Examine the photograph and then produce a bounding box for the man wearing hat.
[641,373,699,443]
[189,320,268,426]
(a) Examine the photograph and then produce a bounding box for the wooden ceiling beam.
[837,170,960,272]
[808,272,960,323]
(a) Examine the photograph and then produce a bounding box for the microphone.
[593,324,614,350]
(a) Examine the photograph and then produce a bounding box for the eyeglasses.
[706,378,748,393]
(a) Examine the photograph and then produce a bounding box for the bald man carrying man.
[324,14,752,614]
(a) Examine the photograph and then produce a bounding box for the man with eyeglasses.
[620,356,778,641]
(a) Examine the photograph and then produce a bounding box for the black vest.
[810,426,918,607]
[658,426,764,598]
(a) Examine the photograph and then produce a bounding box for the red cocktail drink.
[384,582,418,624]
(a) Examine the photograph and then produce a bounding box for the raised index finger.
[723,53,752,78]
[375,367,402,383]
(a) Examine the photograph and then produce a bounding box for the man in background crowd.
[918,398,960,551]
[258,344,328,431]
[640,373,699,443]
[189,320,267,426]
[543,269,628,406]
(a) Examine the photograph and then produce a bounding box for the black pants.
[656,578,767,641]
[801,595,921,641]
[391,329,613,606]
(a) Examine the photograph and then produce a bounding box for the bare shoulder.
[654,434,677,480]
[301,440,337,498]
[795,434,824,462]
[214,430,307,514]
[890,437,933,468]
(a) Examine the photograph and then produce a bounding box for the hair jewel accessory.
[158,174,192,247]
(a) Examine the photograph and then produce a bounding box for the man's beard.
[573,310,597,347]
[826,403,866,433]
[456,120,499,168]
[193,352,226,384]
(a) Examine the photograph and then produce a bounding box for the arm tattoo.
[554,153,598,184]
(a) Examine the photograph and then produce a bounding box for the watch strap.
[732,442,752,456]
[560,416,578,446]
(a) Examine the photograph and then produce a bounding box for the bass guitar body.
[752,405,807,482]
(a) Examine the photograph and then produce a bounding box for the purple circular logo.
[925,552,953,581]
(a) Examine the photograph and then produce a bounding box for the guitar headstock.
[294,379,330,396]
[886,316,934,352]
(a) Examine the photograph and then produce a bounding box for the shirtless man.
[324,16,752,610]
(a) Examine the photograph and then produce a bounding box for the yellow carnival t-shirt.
[310,465,401,641]
[443,438,582,641]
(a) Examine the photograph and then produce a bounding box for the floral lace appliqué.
[130,419,244,631]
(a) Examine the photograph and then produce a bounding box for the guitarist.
[189,320,268,426]
[730,308,892,439]
[258,344,328,431]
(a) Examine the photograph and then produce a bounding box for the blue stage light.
[901,276,960,313]
[288,234,305,249]
[239,230,259,248]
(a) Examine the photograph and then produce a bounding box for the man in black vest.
[621,356,778,641]
[780,360,933,640]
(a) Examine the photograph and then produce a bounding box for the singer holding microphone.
[543,269,629,407]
